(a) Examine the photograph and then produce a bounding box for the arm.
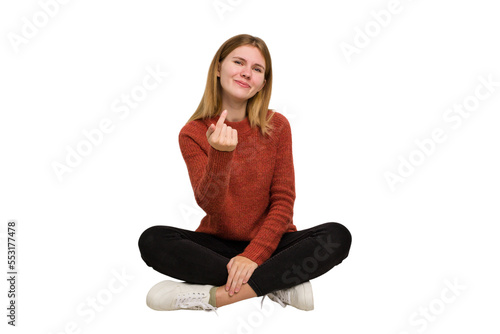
[178,110,238,215]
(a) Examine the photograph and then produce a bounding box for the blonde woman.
[138,34,352,312]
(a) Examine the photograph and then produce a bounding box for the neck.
[221,99,247,122]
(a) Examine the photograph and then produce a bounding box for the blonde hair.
[186,34,275,137]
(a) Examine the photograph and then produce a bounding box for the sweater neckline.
[211,114,253,135]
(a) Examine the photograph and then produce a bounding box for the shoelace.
[175,293,218,314]
[261,291,288,309]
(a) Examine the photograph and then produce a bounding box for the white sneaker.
[146,280,217,312]
[263,281,314,311]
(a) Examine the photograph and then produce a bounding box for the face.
[217,45,267,105]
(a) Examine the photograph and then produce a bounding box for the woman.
[138,34,352,312]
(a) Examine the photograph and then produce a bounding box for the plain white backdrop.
[1,0,499,333]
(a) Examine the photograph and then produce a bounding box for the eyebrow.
[232,56,265,70]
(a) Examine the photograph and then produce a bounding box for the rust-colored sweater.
[178,110,297,265]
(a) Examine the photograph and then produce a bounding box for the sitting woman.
[138,33,352,312]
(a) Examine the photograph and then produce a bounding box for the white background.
[1,0,499,333]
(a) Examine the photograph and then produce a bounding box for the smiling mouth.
[235,80,250,88]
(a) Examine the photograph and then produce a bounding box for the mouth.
[235,80,250,88]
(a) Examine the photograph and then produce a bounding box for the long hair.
[186,34,274,137]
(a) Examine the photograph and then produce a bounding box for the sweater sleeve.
[239,116,296,265]
[179,125,234,216]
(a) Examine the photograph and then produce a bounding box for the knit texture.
[178,109,297,265]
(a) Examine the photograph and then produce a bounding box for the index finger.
[226,264,236,291]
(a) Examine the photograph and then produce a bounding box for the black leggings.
[138,222,352,296]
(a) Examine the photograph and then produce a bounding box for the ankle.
[208,286,218,307]
[215,286,225,307]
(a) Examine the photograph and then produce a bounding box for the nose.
[241,66,251,79]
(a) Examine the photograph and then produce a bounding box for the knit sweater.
[178,109,297,265]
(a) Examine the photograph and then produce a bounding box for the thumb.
[206,123,215,139]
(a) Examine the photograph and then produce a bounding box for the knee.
[333,222,352,244]
[138,225,175,254]
[322,222,352,254]
[138,225,184,252]
[138,226,159,254]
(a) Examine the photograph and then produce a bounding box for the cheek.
[256,78,265,89]
[222,65,238,77]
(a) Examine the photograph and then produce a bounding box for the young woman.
[138,34,352,312]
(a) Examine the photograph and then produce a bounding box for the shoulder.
[179,117,210,140]
[178,118,212,154]
[267,109,292,139]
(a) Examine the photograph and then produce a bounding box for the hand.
[206,110,238,152]
[226,256,258,296]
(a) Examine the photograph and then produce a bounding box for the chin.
[230,92,251,102]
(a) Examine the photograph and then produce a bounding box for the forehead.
[227,45,265,67]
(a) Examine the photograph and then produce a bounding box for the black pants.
[138,222,352,296]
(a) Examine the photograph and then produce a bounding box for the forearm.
[193,147,234,215]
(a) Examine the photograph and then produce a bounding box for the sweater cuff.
[238,241,274,266]
[207,146,234,173]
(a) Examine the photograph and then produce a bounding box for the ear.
[258,79,266,91]
[217,63,221,77]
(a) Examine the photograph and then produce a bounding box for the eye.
[254,67,263,73]
[234,60,242,65]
